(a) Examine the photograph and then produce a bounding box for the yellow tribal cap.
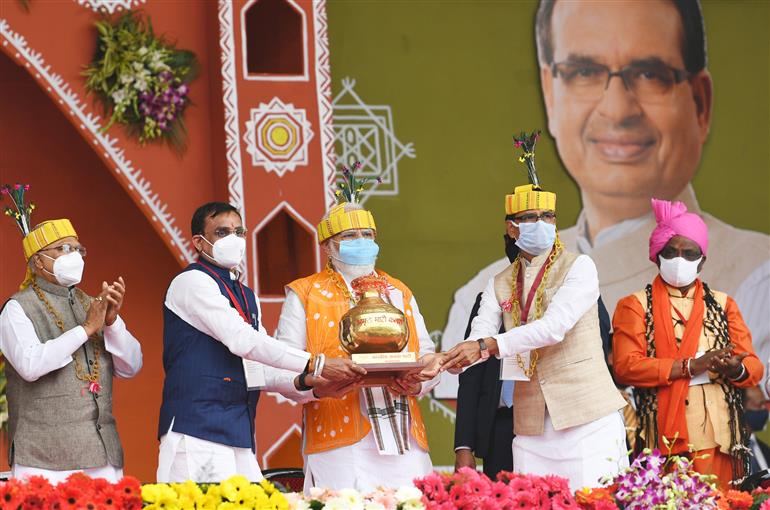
[22,219,78,260]
[505,185,556,215]
[317,204,377,243]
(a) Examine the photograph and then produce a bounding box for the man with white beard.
[267,165,441,492]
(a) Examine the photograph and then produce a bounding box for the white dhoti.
[11,464,123,484]
[156,421,262,483]
[512,410,628,491]
[304,431,433,494]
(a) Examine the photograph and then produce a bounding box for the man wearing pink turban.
[612,198,763,490]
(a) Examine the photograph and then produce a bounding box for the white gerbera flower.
[395,486,423,504]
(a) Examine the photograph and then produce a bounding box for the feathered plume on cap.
[2,183,35,236]
[2,184,78,289]
[317,161,379,242]
[505,130,556,215]
[334,161,382,204]
[513,130,542,189]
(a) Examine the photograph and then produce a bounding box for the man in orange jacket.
[612,198,763,490]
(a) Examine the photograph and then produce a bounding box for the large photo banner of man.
[327,0,769,467]
[442,0,769,384]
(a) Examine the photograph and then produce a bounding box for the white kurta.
[265,276,439,493]
[440,187,770,398]
[467,254,628,490]
[157,269,311,483]
[0,299,143,482]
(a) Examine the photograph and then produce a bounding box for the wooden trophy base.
[351,352,423,387]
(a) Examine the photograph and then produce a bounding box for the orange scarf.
[652,275,704,454]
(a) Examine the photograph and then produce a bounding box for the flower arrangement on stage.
[83,11,199,151]
[141,475,288,509]
[414,466,577,509]
[286,486,425,510]
[0,472,142,509]
[5,462,770,509]
[574,448,770,510]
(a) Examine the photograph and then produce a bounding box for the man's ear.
[191,235,204,253]
[505,220,518,239]
[690,70,713,143]
[540,65,556,137]
[320,240,332,257]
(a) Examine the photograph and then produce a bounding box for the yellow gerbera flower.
[220,475,251,503]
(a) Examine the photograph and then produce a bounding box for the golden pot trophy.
[340,275,423,386]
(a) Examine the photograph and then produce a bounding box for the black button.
[685,399,689,406]
[89,360,94,365]
[94,393,99,399]
[96,424,102,430]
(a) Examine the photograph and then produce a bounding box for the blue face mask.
[514,220,556,256]
[337,238,380,266]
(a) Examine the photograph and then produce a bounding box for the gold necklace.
[509,238,563,378]
[325,261,356,304]
[30,280,102,392]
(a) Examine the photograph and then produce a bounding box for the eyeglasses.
[658,246,702,262]
[512,212,557,224]
[551,60,690,103]
[39,243,87,257]
[211,227,247,239]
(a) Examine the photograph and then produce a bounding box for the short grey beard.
[330,257,376,284]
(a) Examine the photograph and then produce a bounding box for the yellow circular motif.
[270,125,290,147]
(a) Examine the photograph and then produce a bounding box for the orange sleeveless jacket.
[287,269,429,454]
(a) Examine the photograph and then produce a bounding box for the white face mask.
[202,234,246,269]
[513,220,557,256]
[659,256,702,288]
[41,252,84,287]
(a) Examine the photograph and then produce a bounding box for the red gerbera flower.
[21,493,47,510]
[90,477,110,494]
[114,477,141,509]
[56,485,84,510]
[80,499,98,510]
[24,476,53,495]
[0,481,24,510]
[95,487,123,510]
[64,472,92,488]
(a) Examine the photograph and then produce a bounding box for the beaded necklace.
[325,261,355,304]
[508,238,563,377]
[30,279,102,394]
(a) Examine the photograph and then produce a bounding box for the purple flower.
[13,183,21,190]
[176,84,188,95]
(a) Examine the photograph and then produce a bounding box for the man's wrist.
[485,337,499,356]
[728,363,747,382]
[296,371,314,391]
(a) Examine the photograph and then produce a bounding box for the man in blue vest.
[157,202,365,482]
